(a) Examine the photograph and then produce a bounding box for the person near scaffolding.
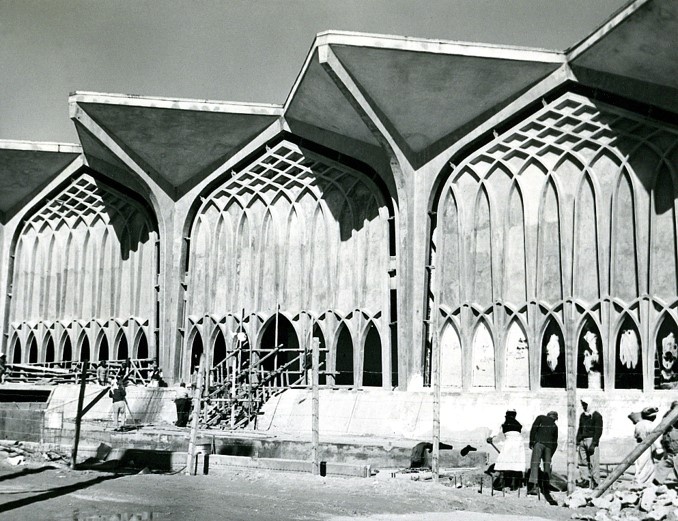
[174,382,191,427]
[109,377,127,430]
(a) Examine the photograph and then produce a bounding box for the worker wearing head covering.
[632,406,661,485]
[576,399,604,489]
[486,409,526,490]
[527,411,559,505]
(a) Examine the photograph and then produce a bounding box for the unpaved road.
[0,464,586,521]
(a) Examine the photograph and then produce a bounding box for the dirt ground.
[0,459,597,521]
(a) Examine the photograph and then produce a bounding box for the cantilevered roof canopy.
[53,0,678,196]
[0,141,81,220]
[69,92,282,196]
[568,0,678,115]
[287,32,565,167]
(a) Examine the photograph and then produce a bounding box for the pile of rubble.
[565,484,678,521]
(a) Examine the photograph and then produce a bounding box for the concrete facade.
[1,0,677,443]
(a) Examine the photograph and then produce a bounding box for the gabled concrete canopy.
[69,92,283,196]
[568,0,678,115]
[63,0,677,190]
[0,141,81,221]
[287,32,565,167]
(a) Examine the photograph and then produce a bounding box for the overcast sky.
[0,0,628,144]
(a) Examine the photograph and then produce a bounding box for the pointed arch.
[45,333,55,363]
[79,334,90,362]
[537,178,563,303]
[504,183,526,303]
[576,315,603,389]
[335,323,354,386]
[62,335,73,363]
[363,322,382,387]
[136,331,148,359]
[650,165,678,298]
[28,334,38,364]
[189,329,204,372]
[655,312,678,389]
[11,336,21,364]
[572,173,600,302]
[440,320,462,388]
[99,334,110,362]
[312,323,327,386]
[615,313,642,389]
[438,186,461,307]
[611,170,639,300]
[505,319,529,389]
[259,313,300,387]
[116,333,129,361]
[213,328,227,368]
[471,320,495,388]
[540,316,565,388]
[472,186,493,304]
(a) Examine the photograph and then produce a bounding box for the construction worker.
[109,377,127,430]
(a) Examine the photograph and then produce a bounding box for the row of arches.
[8,328,149,365]
[439,310,678,390]
[186,313,386,388]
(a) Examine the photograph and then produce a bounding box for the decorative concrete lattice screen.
[6,174,158,364]
[431,92,678,392]
[184,140,392,388]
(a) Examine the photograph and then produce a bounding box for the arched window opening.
[615,315,642,389]
[213,330,227,368]
[259,314,300,387]
[45,334,55,364]
[11,337,21,364]
[137,332,148,359]
[117,334,128,361]
[655,314,678,389]
[541,319,565,388]
[62,337,72,363]
[80,336,90,362]
[335,325,354,386]
[505,320,529,389]
[312,324,327,386]
[472,321,495,387]
[99,336,109,361]
[577,318,604,389]
[28,336,38,364]
[190,332,203,373]
[440,321,462,388]
[363,324,382,387]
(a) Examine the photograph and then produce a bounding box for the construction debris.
[565,483,678,521]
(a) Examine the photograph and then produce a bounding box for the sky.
[0,0,628,144]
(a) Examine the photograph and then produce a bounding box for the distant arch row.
[7,321,150,365]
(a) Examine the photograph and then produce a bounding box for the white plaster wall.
[258,388,672,463]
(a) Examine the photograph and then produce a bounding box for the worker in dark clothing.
[528,410,559,505]
[576,399,603,488]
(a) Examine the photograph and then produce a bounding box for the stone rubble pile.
[566,484,678,521]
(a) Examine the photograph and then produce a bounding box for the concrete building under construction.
[0,0,677,453]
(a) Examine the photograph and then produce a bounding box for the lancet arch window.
[4,173,159,367]
[429,91,678,393]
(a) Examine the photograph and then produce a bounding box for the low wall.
[257,388,669,465]
[44,384,178,429]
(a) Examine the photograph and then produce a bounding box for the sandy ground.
[0,462,589,521]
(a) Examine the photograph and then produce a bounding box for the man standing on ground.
[528,410,559,505]
[576,398,603,488]
[109,378,127,430]
[96,360,109,386]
